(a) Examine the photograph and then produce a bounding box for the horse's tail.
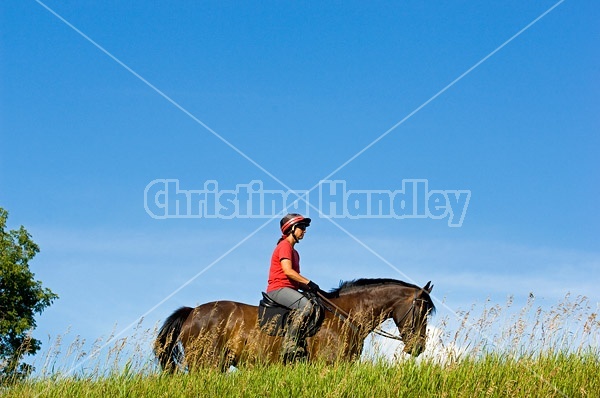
[154,306,193,372]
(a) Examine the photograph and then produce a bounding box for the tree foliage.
[0,207,58,383]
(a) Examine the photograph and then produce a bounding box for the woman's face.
[294,225,307,240]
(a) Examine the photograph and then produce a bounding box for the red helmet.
[280,213,311,235]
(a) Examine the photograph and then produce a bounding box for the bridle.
[316,291,430,342]
[393,293,430,339]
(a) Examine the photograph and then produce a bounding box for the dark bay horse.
[154,278,435,371]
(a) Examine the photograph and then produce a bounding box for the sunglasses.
[295,224,307,231]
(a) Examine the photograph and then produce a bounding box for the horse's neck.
[332,285,411,329]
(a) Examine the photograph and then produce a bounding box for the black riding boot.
[282,315,308,364]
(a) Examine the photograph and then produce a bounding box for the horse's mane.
[325,278,436,314]
[328,278,421,297]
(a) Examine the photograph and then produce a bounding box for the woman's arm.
[280,258,311,286]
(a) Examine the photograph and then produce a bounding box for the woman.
[266,213,320,362]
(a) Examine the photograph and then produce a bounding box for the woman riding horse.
[154,278,435,371]
[266,213,321,363]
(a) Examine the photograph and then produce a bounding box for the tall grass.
[3,293,599,397]
[419,293,600,364]
[5,354,600,397]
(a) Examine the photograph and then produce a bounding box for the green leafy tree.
[0,207,58,383]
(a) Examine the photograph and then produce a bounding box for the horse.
[154,278,435,371]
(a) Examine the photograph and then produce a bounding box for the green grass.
[4,353,600,397]
[3,293,599,397]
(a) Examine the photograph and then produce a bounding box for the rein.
[316,291,426,342]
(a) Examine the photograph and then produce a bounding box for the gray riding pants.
[267,287,314,317]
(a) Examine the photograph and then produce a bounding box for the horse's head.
[392,281,435,357]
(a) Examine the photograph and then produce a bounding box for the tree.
[0,207,58,383]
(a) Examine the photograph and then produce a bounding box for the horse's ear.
[423,281,433,293]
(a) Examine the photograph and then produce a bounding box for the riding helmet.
[280,213,311,235]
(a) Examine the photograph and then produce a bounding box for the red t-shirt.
[267,239,300,292]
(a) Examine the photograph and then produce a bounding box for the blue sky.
[1,1,598,370]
